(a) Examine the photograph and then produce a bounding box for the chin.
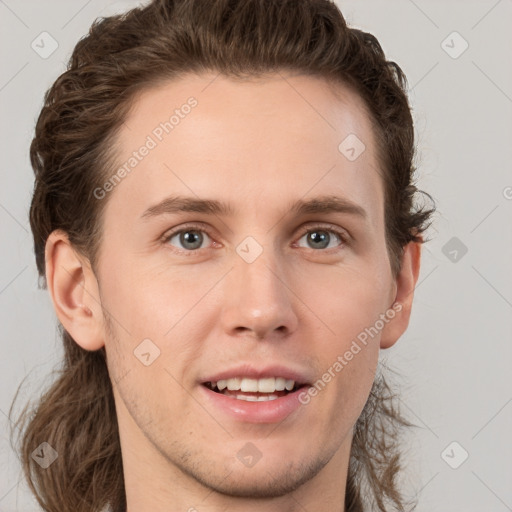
[186,455,327,499]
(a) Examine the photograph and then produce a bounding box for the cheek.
[98,255,219,380]
[313,262,392,346]
[304,263,389,408]
[326,355,377,439]
[99,252,180,335]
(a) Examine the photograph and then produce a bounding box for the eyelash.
[160,222,350,256]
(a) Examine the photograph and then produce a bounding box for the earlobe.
[45,230,105,351]
[380,240,422,349]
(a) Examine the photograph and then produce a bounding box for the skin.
[45,72,421,512]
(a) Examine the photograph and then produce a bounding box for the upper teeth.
[213,377,296,393]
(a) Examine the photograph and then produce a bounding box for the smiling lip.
[199,382,309,423]
[198,364,312,424]
[200,364,311,385]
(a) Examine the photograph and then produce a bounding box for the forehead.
[104,72,384,226]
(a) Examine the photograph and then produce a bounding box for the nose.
[219,245,299,341]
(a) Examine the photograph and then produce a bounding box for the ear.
[380,240,422,349]
[45,230,105,351]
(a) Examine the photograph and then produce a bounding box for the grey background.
[1,0,511,510]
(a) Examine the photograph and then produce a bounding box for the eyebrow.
[140,194,368,221]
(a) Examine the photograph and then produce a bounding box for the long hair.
[10,1,435,510]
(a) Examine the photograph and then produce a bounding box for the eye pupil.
[308,231,329,249]
[181,230,203,250]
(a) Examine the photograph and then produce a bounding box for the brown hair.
[10,1,435,511]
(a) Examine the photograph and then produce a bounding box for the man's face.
[95,72,398,497]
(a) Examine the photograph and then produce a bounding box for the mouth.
[202,377,309,402]
[199,370,313,423]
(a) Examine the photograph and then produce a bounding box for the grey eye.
[296,230,343,250]
[167,229,210,251]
